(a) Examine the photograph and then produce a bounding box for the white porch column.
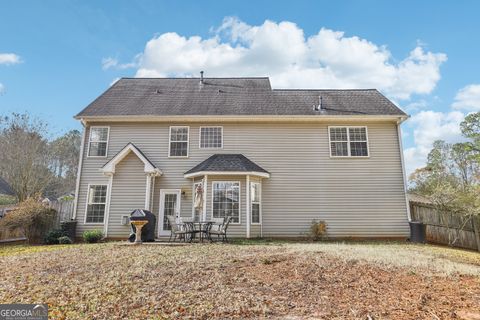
[145,174,152,210]
[246,175,251,238]
[203,175,208,221]
[150,176,156,211]
[103,173,114,237]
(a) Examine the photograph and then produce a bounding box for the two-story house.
[73,77,410,239]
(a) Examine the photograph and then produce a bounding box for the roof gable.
[102,143,162,176]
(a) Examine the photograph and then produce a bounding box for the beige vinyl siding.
[75,121,409,238]
[76,126,109,236]
[107,152,146,237]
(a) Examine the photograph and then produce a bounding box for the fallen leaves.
[0,242,478,319]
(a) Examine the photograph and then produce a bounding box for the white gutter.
[397,120,411,222]
[72,124,87,220]
[76,114,408,123]
[184,171,270,179]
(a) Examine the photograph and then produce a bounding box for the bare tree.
[46,130,81,197]
[0,113,53,201]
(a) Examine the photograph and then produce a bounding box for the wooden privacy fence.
[49,199,74,228]
[410,201,480,251]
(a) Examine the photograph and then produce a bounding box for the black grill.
[128,209,156,242]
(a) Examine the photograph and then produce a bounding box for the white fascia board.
[184,171,270,179]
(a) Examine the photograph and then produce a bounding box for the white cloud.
[452,84,480,111]
[102,56,138,70]
[403,100,428,113]
[0,53,21,65]
[109,77,120,86]
[403,110,465,175]
[133,17,446,100]
[102,57,118,70]
[0,53,21,96]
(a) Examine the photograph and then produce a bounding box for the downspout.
[246,175,251,238]
[72,121,87,220]
[396,119,411,221]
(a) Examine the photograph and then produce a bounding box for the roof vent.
[200,71,204,83]
[313,95,325,113]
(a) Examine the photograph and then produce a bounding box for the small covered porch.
[101,143,162,238]
[184,154,270,238]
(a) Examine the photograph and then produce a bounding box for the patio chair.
[208,216,232,243]
[167,215,191,242]
[210,217,224,232]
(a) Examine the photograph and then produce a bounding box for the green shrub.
[310,220,327,241]
[83,230,103,243]
[44,229,67,244]
[58,236,73,244]
[0,197,56,244]
[0,195,17,205]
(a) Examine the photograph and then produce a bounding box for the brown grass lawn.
[0,241,479,319]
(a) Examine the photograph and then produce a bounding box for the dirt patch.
[0,243,479,319]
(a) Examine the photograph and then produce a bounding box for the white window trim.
[84,183,108,225]
[199,126,223,149]
[250,182,262,225]
[328,126,370,158]
[168,126,189,158]
[87,126,110,158]
[211,181,241,225]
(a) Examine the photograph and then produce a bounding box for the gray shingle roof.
[0,177,15,196]
[76,77,406,118]
[185,154,269,175]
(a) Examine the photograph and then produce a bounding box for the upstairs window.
[169,126,189,157]
[199,127,223,149]
[329,126,369,157]
[88,127,109,157]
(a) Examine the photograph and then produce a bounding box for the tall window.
[85,185,108,223]
[329,127,369,157]
[251,182,261,224]
[200,127,223,149]
[169,126,189,157]
[88,127,109,157]
[212,182,240,223]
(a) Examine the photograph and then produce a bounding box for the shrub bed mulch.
[0,243,479,319]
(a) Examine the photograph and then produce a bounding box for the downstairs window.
[212,181,240,223]
[85,185,108,223]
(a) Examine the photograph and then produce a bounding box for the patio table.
[184,221,214,242]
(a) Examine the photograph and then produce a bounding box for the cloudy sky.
[1,0,480,175]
